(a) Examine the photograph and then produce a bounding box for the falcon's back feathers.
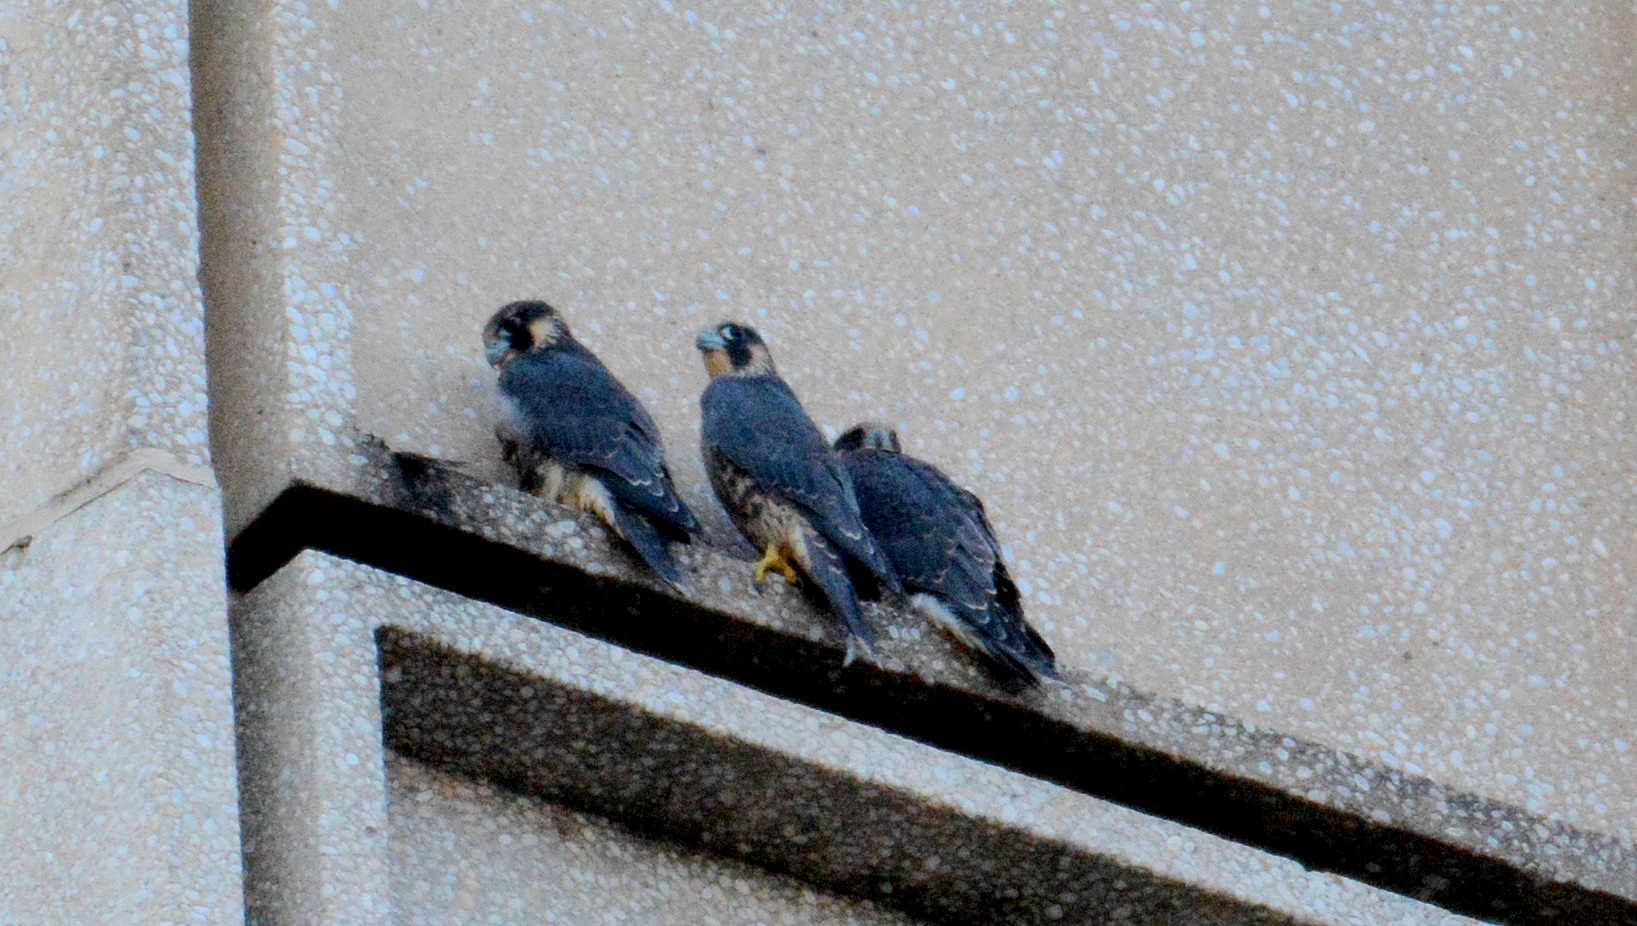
[700,374,895,595]
[485,300,697,589]
[835,426,1057,685]
[500,342,697,539]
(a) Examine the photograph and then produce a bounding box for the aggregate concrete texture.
[228,440,1637,922]
[388,754,929,926]
[235,551,1483,926]
[0,0,210,530]
[195,0,1637,846]
[0,472,242,926]
[0,0,235,919]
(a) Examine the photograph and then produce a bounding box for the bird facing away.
[483,300,699,590]
[695,322,900,663]
[833,423,1058,686]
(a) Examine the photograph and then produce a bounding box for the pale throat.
[703,349,733,380]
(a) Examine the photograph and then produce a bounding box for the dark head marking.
[835,422,902,453]
[482,300,569,367]
[696,321,774,378]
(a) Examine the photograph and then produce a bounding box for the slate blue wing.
[700,374,898,594]
[841,448,1057,683]
[500,343,698,539]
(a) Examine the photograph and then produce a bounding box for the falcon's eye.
[720,324,741,342]
[501,318,533,347]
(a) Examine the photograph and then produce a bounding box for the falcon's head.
[695,321,775,379]
[483,300,571,368]
[834,422,902,454]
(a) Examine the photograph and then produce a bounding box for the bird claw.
[752,546,800,586]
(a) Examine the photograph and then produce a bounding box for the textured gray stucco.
[388,754,927,926]
[0,0,233,920]
[234,550,1482,926]
[0,0,210,530]
[0,472,241,926]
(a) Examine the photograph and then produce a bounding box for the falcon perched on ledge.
[834,423,1057,686]
[483,300,698,590]
[695,321,900,663]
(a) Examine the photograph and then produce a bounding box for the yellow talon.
[753,545,800,586]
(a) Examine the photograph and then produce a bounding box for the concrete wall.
[0,0,239,922]
[4,0,1635,922]
[198,0,1636,840]
[387,754,928,926]
[0,472,240,925]
[0,0,211,529]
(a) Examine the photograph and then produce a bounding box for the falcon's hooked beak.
[484,339,512,367]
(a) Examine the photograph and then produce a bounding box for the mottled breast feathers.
[700,373,896,594]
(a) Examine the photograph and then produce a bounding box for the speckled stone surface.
[193,0,363,533]
[388,755,926,926]
[222,439,1637,922]
[0,472,241,925]
[0,0,210,529]
[197,0,1637,847]
[236,550,1481,926]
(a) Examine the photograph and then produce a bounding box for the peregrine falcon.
[483,300,699,590]
[834,423,1057,685]
[695,322,900,663]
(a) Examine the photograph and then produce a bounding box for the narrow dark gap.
[229,483,1636,926]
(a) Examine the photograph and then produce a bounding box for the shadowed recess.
[227,464,1637,926]
[378,627,1299,926]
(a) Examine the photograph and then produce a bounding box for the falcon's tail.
[989,567,1058,685]
[802,528,876,664]
[1010,623,1059,682]
[980,620,1059,687]
[607,499,687,592]
[913,580,1059,688]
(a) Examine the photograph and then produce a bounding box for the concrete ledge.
[225,441,1637,925]
[233,551,1480,925]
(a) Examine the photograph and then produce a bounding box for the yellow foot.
[752,545,800,586]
